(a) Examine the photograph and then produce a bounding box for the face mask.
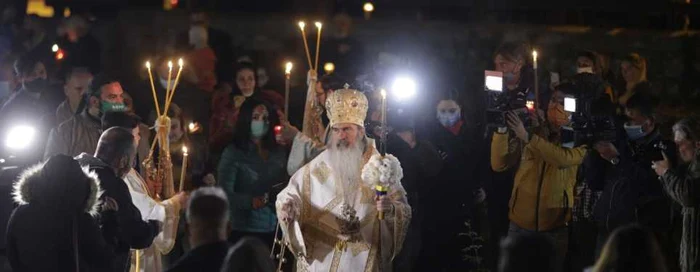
[100,100,126,113]
[624,124,646,140]
[188,26,208,47]
[169,129,184,142]
[438,111,461,127]
[547,103,571,128]
[577,67,594,74]
[251,120,269,139]
[159,78,175,90]
[0,81,10,97]
[504,72,516,83]
[23,78,47,93]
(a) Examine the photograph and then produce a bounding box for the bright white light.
[323,62,335,74]
[363,3,375,12]
[391,77,416,100]
[485,76,503,92]
[285,62,293,74]
[51,44,59,52]
[564,97,577,112]
[5,126,36,150]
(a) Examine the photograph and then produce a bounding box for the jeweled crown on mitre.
[325,84,369,127]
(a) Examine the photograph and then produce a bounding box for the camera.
[558,73,618,146]
[484,70,533,127]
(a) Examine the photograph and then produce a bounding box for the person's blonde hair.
[592,224,667,272]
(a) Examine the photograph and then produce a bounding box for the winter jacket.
[6,155,117,272]
[54,100,76,126]
[217,143,287,233]
[491,132,587,231]
[588,130,675,234]
[425,122,487,214]
[44,111,102,160]
[166,241,232,272]
[386,132,442,216]
[660,158,700,272]
[76,153,160,272]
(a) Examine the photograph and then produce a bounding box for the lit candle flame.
[532,50,538,69]
[168,61,173,69]
[145,61,151,69]
[178,58,183,67]
[285,62,293,74]
[315,22,322,28]
[182,146,188,155]
[364,2,375,12]
[52,44,59,52]
[324,62,335,73]
[380,89,387,99]
[298,21,306,29]
[188,122,195,130]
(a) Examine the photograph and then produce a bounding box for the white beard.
[327,136,365,203]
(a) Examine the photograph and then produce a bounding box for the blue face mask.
[624,124,646,140]
[438,111,461,127]
[504,72,516,83]
[251,120,269,139]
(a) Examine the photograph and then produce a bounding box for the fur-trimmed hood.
[13,154,103,216]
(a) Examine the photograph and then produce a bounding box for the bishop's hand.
[278,193,301,223]
[307,70,318,86]
[375,195,393,215]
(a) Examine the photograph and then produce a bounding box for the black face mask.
[23,78,48,93]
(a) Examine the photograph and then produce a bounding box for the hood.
[75,152,110,169]
[13,155,103,216]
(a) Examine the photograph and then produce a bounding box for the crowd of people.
[1,7,700,272]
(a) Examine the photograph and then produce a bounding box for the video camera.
[484,70,534,127]
[558,73,618,146]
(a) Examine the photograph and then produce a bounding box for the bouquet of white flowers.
[361,154,403,219]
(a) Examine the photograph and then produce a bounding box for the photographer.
[587,93,676,258]
[490,89,588,271]
[653,118,700,272]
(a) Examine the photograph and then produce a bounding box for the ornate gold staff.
[142,58,184,200]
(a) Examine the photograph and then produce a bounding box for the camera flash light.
[485,70,503,92]
[564,97,577,112]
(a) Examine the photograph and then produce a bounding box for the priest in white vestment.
[124,168,188,272]
[276,87,411,271]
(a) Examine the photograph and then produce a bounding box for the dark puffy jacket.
[76,153,160,272]
[6,155,117,272]
[588,130,676,234]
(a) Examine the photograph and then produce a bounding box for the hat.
[325,84,368,127]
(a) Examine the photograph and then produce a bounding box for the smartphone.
[550,72,560,85]
[485,70,503,92]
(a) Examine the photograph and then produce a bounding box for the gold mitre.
[325,84,368,127]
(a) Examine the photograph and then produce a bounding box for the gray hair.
[186,187,230,229]
[673,118,700,142]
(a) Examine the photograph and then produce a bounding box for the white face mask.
[188,26,208,48]
[577,67,594,74]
